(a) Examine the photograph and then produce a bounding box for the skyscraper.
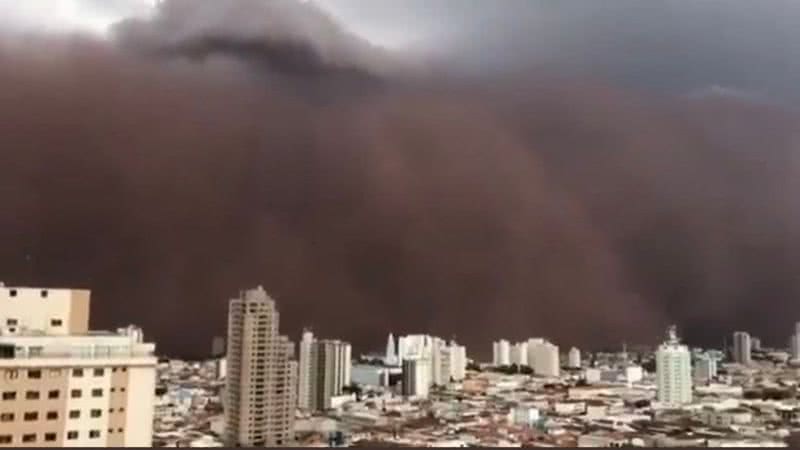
[297,329,314,410]
[789,323,800,362]
[385,333,398,366]
[510,341,528,367]
[448,341,467,381]
[224,286,296,447]
[732,331,752,365]
[529,340,560,377]
[309,339,351,411]
[568,347,581,369]
[656,325,692,406]
[401,357,430,399]
[493,340,511,366]
[694,353,717,384]
[0,285,157,447]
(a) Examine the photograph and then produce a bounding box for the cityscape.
[3,284,800,447]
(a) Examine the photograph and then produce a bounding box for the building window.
[50,319,62,327]
[0,413,13,422]
[1,391,15,400]
[27,369,41,379]
[72,368,83,377]
[112,367,118,372]
[121,367,127,372]
[44,433,56,442]
[117,428,123,433]
[91,388,103,397]
[90,409,101,418]
[0,435,10,444]
[119,407,125,412]
[46,411,58,420]
[120,387,126,392]
[23,411,37,421]
[5,319,16,326]
[25,391,39,400]
[9,290,16,297]
[40,290,48,298]
[48,390,59,399]
[89,430,100,439]
[108,408,114,413]
[93,368,104,377]
[70,389,81,398]
[69,410,80,419]
[21,434,35,443]
[66,431,78,440]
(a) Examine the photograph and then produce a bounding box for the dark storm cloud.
[0,0,799,358]
[113,0,401,79]
[323,0,800,105]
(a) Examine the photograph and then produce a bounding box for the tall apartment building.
[384,333,398,366]
[224,287,296,447]
[492,340,511,367]
[789,323,800,362]
[732,331,752,366]
[509,342,528,366]
[567,347,581,369]
[447,341,467,381]
[308,339,351,411]
[401,357,430,399]
[297,330,314,410]
[694,353,718,384]
[528,339,560,378]
[296,331,351,412]
[656,325,692,406]
[0,285,157,447]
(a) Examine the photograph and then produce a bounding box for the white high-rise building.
[0,286,157,447]
[448,341,467,381]
[224,286,296,447]
[298,331,351,412]
[309,339,351,411]
[397,334,434,363]
[694,353,717,383]
[732,331,752,365]
[385,333,398,366]
[430,337,446,386]
[567,347,581,369]
[656,325,692,406]
[510,341,528,366]
[297,329,314,410]
[529,340,559,377]
[401,357,430,399]
[493,340,511,366]
[789,323,800,362]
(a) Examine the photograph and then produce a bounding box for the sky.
[0,0,798,359]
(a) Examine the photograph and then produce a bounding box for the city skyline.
[0,0,799,362]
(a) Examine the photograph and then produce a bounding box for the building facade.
[0,285,157,447]
[401,357,430,399]
[493,340,511,367]
[509,342,528,367]
[656,326,692,406]
[297,330,314,410]
[224,286,296,447]
[732,332,752,366]
[528,340,560,377]
[568,347,581,369]
[308,339,351,412]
